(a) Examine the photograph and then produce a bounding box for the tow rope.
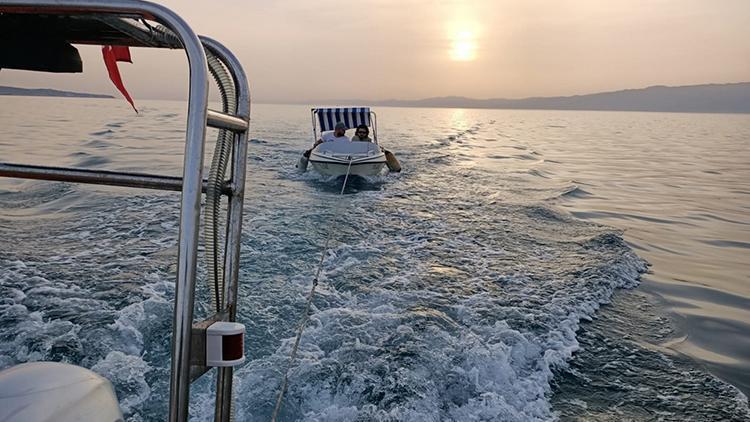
[271,159,355,422]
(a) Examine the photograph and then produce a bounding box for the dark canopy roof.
[0,10,177,72]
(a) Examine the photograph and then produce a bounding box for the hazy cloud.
[2,0,748,102]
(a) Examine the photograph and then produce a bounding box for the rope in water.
[270,159,354,422]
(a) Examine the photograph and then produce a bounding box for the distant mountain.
[0,85,112,99]
[329,82,750,113]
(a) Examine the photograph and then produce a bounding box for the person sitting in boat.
[304,121,349,158]
[351,124,372,142]
[313,121,349,147]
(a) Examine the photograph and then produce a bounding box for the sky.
[1,0,749,102]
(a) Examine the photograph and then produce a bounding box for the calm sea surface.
[0,97,748,421]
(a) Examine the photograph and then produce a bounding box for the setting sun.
[449,30,477,61]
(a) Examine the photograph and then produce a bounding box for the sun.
[449,30,477,61]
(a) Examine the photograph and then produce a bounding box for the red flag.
[102,45,137,113]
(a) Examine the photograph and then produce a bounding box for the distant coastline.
[3,82,749,113]
[315,82,750,114]
[0,86,113,99]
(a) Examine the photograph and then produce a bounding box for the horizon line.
[3,80,749,103]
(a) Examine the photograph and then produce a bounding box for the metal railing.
[0,1,251,421]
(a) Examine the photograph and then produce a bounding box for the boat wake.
[224,178,649,420]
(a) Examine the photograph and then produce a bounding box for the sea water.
[0,97,748,421]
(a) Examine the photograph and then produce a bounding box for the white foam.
[91,351,151,416]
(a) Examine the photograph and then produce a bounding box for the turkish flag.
[102,46,137,113]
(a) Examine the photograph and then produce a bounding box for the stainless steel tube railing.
[0,163,230,194]
[200,36,251,422]
[0,2,252,421]
[2,2,208,421]
[207,109,249,132]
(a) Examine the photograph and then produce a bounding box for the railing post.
[200,37,251,422]
[0,3,251,421]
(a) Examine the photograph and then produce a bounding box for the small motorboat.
[297,107,401,177]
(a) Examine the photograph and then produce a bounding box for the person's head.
[334,122,346,137]
[355,124,369,139]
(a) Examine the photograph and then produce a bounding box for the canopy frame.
[311,107,378,144]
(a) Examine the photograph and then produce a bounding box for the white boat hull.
[0,362,123,422]
[309,158,386,177]
[308,141,387,177]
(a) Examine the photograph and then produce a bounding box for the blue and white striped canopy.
[314,107,371,131]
